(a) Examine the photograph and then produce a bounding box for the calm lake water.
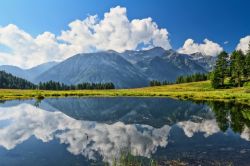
[0,97,250,165]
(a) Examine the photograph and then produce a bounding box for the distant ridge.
[0,61,58,82]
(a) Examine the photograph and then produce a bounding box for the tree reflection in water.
[207,101,250,134]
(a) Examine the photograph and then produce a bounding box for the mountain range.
[0,47,216,88]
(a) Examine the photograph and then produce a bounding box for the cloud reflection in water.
[0,103,170,163]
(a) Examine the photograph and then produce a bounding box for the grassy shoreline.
[1,81,250,105]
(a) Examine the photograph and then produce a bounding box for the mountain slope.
[120,47,167,65]
[189,52,217,71]
[27,61,58,80]
[121,47,207,81]
[36,52,149,88]
[0,61,58,82]
[0,65,27,79]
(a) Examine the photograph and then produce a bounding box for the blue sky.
[0,0,250,68]
[1,0,249,51]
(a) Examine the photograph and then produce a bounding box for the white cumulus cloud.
[58,6,171,53]
[236,35,250,53]
[0,24,69,68]
[0,6,171,68]
[178,38,223,56]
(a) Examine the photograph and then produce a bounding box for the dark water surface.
[0,97,250,165]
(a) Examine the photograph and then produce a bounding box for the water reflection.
[0,103,170,164]
[0,98,250,165]
[38,97,214,127]
[209,101,250,133]
[177,119,220,138]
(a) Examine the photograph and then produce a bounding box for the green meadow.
[1,80,250,105]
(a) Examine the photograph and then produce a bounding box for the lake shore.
[1,81,250,105]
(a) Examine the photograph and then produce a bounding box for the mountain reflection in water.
[0,97,250,165]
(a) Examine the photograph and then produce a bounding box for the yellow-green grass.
[0,81,250,105]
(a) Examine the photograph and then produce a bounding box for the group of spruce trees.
[149,80,171,86]
[175,73,208,84]
[0,70,115,90]
[38,81,115,90]
[211,43,250,88]
[150,73,208,86]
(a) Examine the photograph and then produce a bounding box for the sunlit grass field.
[1,81,250,105]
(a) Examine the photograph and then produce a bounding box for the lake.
[0,97,250,165]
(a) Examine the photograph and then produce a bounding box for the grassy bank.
[0,81,250,105]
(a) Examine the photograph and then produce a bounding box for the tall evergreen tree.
[246,42,250,80]
[211,69,221,89]
[230,50,245,87]
[211,51,228,88]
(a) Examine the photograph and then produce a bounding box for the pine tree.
[211,70,221,89]
[211,51,228,88]
[230,50,245,87]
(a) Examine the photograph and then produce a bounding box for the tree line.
[149,80,171,86]
[211,43,250,88]
[150,73,209,87]
[0,70,115,90]
[175,73,209,84]
[38,81,115,90]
